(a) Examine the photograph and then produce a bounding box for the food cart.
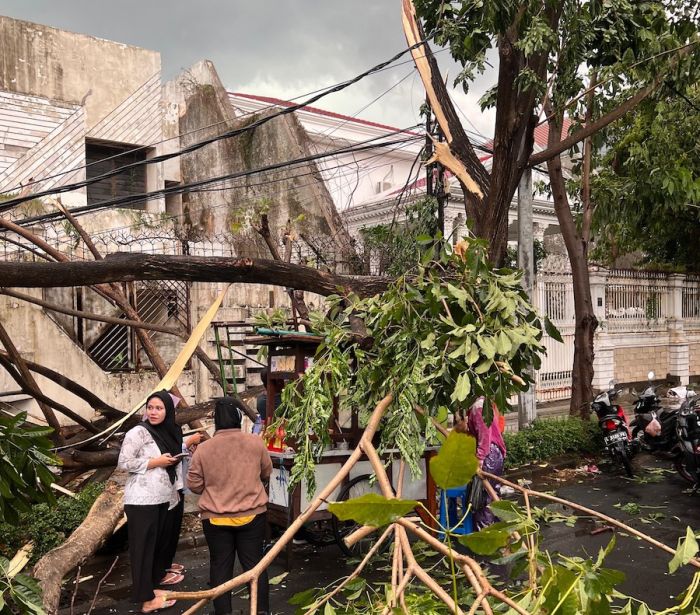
[247,331,438,568]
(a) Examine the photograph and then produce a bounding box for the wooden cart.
[248,331,438,568]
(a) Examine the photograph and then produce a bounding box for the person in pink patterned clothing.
[455,397,507,530]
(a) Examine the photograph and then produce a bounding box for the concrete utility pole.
[518,168,537,428]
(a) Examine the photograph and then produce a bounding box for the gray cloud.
[1,1,496,137]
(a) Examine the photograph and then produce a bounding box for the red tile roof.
[229,92,417,134]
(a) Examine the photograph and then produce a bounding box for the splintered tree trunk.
[33,472,127,614]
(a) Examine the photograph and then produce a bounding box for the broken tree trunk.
[0,253,390,297]
[33,471,128,615]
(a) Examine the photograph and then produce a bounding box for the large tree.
[591,85,700,269]
[408,0,699,416]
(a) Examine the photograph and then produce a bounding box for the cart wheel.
[331,474,393,557]
[301,519,337,547]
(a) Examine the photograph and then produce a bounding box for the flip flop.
[141,597,176,613]
[159,571,184,585]
[168,563,185,573]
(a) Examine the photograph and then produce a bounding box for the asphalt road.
[61,452,700,614]
[535,453,700,611]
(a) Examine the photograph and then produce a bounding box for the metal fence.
[605,269,672,331]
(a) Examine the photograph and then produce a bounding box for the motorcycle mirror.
[647,371,655,381]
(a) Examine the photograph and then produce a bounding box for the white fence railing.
[533,269,700,401]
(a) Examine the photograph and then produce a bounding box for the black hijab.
[214,396,243,431]
[141,390,183,484]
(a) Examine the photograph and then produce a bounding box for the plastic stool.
[438,486,474,538]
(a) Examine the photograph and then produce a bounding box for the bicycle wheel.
[331,474,393,557]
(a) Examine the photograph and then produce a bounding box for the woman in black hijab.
[118,390,188,613]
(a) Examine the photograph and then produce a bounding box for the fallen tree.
[33,472,127,613]
[0,253,390,297]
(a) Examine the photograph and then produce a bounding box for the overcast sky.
[1,1,496,138]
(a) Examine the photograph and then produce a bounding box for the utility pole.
[518,167,537,428]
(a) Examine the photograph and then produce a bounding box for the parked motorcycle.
[592,380,636,476]
[628,371,694,483]
[676,392,700,486]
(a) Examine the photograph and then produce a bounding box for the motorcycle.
[592,380,636,476]
[628,371,694,483]
[676,392,700,486]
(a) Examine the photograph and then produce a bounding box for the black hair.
[214,396,245,430]
[260,368,268,386]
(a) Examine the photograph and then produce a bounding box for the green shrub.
[0,482,104,564]
[504,418,602,468]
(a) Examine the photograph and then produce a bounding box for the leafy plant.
[277,239,551,491]
[0,552,46,615]
[0,412,59,524]
[358,197,439,277]
[0,483,104,564]
[503,417,602,468]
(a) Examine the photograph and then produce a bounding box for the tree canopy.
[592,86,700,269]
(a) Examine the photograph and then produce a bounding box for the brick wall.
[690,344,700,376]
[614,346,669,383]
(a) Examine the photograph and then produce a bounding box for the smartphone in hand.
[171,452,189,460]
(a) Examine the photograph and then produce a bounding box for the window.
[85,141,147,208]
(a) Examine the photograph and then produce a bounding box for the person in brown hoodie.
[187,397,272,615]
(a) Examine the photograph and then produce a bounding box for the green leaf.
[289,587,317,606]
[669,526,699,574]
[328,493,419,527]
[544,316,563,343]
[451,372,471,403]
[429,431,478,489]
[458,523,511,555]
[324,601,336,615]
[269,572,288,586]
[489,500,524,523]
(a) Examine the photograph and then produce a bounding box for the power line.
[0,40,430,213]
[1,135,423,253]
[7,132,423,229]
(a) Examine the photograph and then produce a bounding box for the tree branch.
[0,253,391,297]
[0,350,125,418]
[529,41,696,166]
[0,354,99,433]
[0,320,64,443]
[0,288,183,337]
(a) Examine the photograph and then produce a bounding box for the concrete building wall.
[0,16,160,129]
[0,291,195,425]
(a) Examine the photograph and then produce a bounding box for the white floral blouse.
[118,425,183,509]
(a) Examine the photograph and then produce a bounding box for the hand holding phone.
[171,452,189,460]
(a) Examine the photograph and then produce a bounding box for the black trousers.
[125,503,170,603]
[162,491,184,570]
[202,514,269,614]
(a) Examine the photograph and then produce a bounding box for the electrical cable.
[0,134,424,257]
[0,40,430,212]
[7,133,423,229]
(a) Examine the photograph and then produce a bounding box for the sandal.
[159,571,184,585]
[168,563,185,573]
[141,596,176,613]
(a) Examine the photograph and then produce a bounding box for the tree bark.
[33,472,128,614]
[0,253,391,297]
[546,112,597,418]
